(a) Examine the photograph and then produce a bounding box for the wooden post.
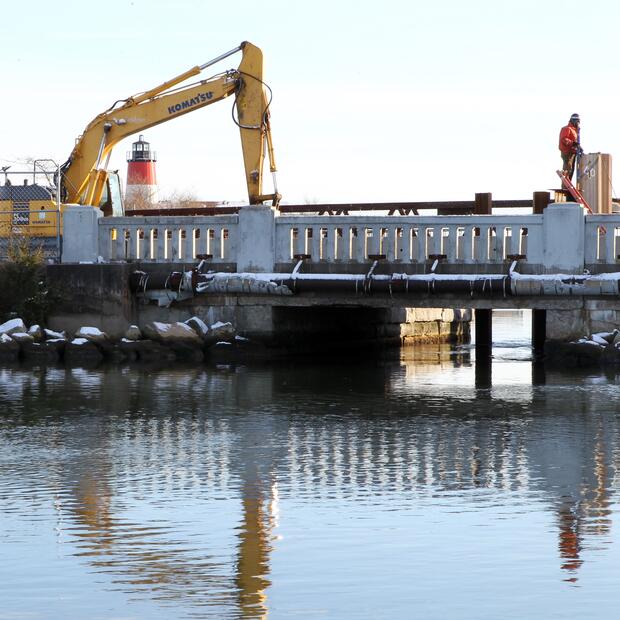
[532,309,546,357]
[475,309,492,354]
[533,191,550,215]
[474,192,492,215]
[474,308,492,388]
[532,361,546,385]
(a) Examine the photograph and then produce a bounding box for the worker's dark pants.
[562,152,577,182]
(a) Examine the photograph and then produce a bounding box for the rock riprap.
[0,316,239,365]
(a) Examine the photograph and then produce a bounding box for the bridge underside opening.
[472,309,546,357]
[270,306,470,352]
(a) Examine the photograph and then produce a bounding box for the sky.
[1,0,620,205]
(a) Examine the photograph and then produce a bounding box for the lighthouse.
[125,135,158,207]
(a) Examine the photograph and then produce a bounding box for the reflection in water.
[2,317,620,619]
[236,485,277,618]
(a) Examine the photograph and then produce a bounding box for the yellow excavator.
[0,41,279,241]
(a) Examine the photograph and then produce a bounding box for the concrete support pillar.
[237,206,275,273]
[542,203,585,273]
[532,309,546,357]
[61,205,103,263]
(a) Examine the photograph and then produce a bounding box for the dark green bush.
[0,238,61,326]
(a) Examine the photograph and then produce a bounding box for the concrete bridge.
[54,198,620,353]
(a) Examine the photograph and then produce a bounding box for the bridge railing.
[61,204,620,274]
[97,215,238,263]
[275,215,544,266]
[585,216,620,265]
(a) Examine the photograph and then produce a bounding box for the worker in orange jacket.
[559,113,582,182]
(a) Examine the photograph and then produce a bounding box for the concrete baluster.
[145,228,155,260]
[311,226,321,260]
[383,225,396,260]
[415,227,426,263]
[156,228,166,260]
[519,227,528,258]
[444,226,457,262]
[212,228,223,261]
[365,226,379,258]
[393,227,403,262]
[325,226,337,261]
[169,228,180,261]
[471,226,482,262]
[425,227,437,259]
[116,228,125,261]
[192,226,204,258]
[461,226,474,263]
[133,227,142,260]
[352,228,364,262]
[600,225,610,263]
[98,223,111,261]
[496,226,506,260]
[406,226,416,262]
[179,226,194,261]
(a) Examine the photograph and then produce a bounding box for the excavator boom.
[61,41,279,210]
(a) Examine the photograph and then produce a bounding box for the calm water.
[2,312,620,619]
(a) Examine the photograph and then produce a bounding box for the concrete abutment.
[44,264,471,352]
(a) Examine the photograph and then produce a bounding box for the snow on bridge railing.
[98,215,238,263]
[275,215,544,266]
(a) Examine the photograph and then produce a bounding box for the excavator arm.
[61,41,280,210]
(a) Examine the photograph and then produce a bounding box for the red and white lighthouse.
[125,135,158,206]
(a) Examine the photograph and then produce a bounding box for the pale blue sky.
[1,0,619,203]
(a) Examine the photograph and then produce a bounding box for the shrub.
[0,237,61,326]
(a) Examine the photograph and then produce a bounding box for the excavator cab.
[97,172,125,217]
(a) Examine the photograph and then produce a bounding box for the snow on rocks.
[142,321,203,345]
[0,315,246,366]
[75,326,109,344]
[124,325,142,341]
[44,329,66,341]
[0,318,26,336]
[207,321,235,343]
[565,329,620,364]
[28,325,43,342]
[185,316,210,339]
[10,332,35,344]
